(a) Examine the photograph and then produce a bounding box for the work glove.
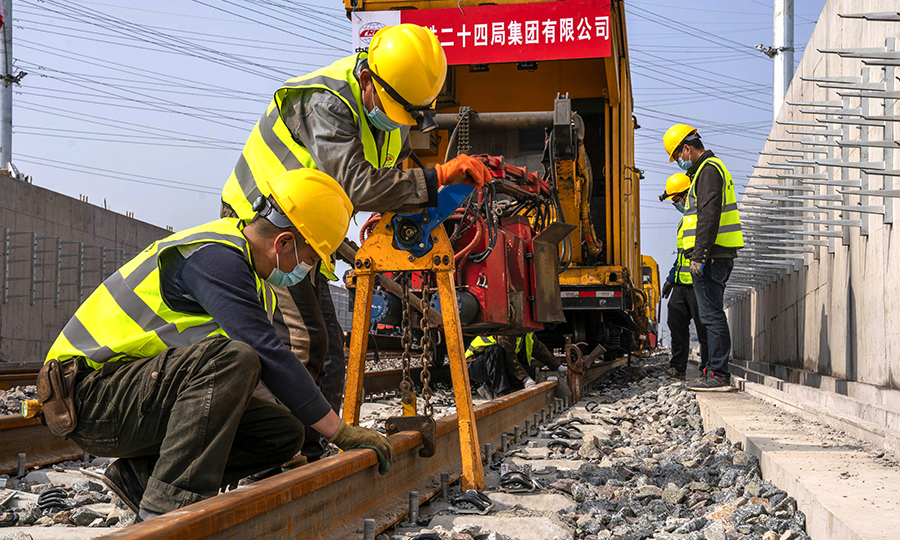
[662,280,674,299]
[523,376,536,388]
[690,260,704,277]
[557,365,568,374]
[328,419,396,475]
[434,154,490,187]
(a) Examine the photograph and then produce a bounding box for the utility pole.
[755,0,795,122]
[1,0,12,169]
[773,0,794,120]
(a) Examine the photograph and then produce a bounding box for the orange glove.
[434,154,490,187]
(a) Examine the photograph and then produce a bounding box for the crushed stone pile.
[389,354,812,540]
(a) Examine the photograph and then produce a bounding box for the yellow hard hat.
[663,123,697,162]
[264,169,353,274]
[367,24,447,132]
[663,173,691,201]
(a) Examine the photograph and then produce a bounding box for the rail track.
[0,367,38,390]
[1,357,628,539]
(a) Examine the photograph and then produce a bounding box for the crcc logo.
[358,22,386,49]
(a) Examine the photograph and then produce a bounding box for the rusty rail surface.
[3,358,628,537]
[0,415,82,474]
[0,367,446,476]
[0,367,39,390]
[582,356,629,388]
[96,382,559,540]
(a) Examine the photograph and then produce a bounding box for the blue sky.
[13,0,827,342]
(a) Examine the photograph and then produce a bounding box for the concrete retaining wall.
[0,173,168,366]
[728,0,900,390]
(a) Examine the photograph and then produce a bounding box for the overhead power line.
[17,154,223,195]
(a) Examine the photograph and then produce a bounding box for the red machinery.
[354,155,573,337]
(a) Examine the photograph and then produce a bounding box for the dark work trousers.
[691,258,734,381]
[466,345,513,396]
[667,284,709,373]
[70,335,304,514]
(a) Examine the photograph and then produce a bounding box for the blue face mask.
[674,203,686,214]
[676,157,693,171]
[367,106,403,132]
[266,238,313,288]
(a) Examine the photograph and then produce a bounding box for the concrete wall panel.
[728,0,900,390]
[0,173,168,365]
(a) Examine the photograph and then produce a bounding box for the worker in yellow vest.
[465,333,566,399]
[663,124,743,391]
[659,173,709,380]
[220,25,489,458]
[42,170,394,521]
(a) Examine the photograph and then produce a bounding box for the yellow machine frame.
[343,215,486,491]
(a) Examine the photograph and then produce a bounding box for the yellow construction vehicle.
[641,255,660,350]
[346,0,644,360]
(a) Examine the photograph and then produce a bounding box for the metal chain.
[418,271,434,418]
[458,106,471,157]
[398,273,414,405]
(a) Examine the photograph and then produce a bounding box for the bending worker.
[465,333,566,399]
[42,170,395,521]
[220,24,489,454]
[663,124,743,391]
[659,173,709,380]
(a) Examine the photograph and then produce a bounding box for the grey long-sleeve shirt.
[278,69,439,213]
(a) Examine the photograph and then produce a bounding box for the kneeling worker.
[40,170,395,521]
[466,333,566,399]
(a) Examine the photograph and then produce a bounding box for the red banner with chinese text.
[351,0,612,66]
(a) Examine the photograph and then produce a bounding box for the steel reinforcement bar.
[96,382,559,540]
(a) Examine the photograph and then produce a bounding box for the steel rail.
[0,367,39,390]
[0,368,442,476]
[2,358,627,537]
[0,415,82,474]
[96,382,559,540]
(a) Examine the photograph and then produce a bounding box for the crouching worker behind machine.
[465,333,567,399]
[36,169,395,522]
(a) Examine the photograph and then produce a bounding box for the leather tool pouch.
[36,359,79,437]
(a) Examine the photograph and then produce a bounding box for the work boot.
[477,384,495,401]
[686,372,734,392]
[665,367,686,380]
[102,459,145,515]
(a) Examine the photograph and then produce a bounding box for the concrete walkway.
[696,385,900,540]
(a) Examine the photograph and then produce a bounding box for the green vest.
[221,53,405,222]
[465,334,536,364]
[46,219,277,370]
[681,157,743,251]
[675,219,692,285]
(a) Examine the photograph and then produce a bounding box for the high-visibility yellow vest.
[675,219,692,285]
[221,53,405,222]
[46,219,276,370]
[681,157,743,251]
[465,334,536,364]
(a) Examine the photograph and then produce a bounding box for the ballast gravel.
[387,354,813,540]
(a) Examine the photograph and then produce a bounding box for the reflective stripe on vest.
[221,53,405,222]
[46,219,276,369]
[465,336,497,358]
[675,219,692,285]
[681,157,744,250]
[465,334,535,364]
